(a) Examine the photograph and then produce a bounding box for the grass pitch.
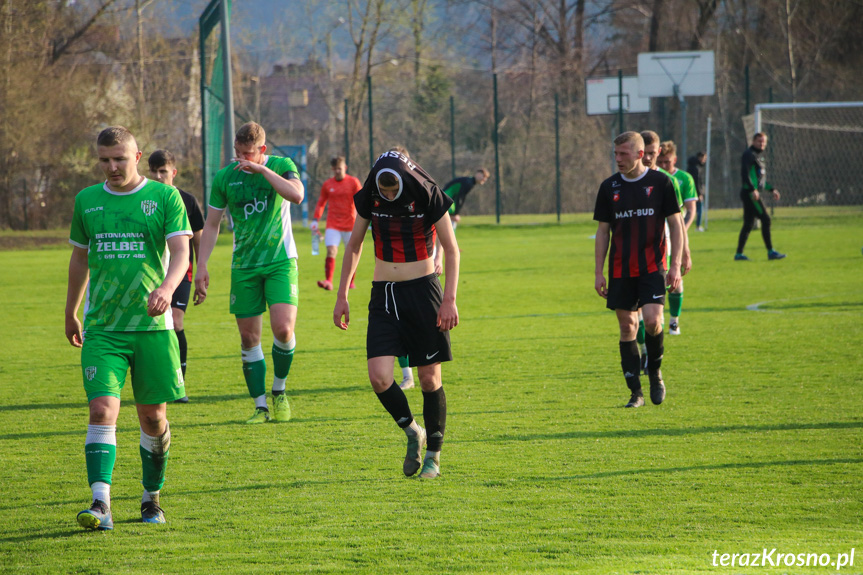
[1,207,861,574]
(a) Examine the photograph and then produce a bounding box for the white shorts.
[325,228,352,248]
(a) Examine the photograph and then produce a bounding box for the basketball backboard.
[637,51,715,98]
[585,76,650,116]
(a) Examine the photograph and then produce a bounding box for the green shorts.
[230,258,299,318]
[81,330,185,404]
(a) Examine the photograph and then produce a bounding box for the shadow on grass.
[547,456,863,481]
[469,420,863,443]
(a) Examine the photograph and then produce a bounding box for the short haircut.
[148,149,176,170]
[330,156,346,168]
[236,122,266,147]
[640,130,660,147]
[388,145,410,158]
[696,151,706,159]
[659,140,677,157]
[475,168,490,178]
[97,126,136,148]
[614,131,644,150]
[753,132,768,141]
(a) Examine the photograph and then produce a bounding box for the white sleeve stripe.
[69,239,88,249]
[207,205,226,212]
[166,231,193,240]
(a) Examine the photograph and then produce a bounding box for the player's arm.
[148,234,191,317]
[65,246,89,347]
[434,211,460,332]
[194,208,224,304]
[666,213,685,290]
[333,215,369,330]
[432,236,443,276]
[235,158,305,204]
[191,229,202,265]
[311,185,328,233]
[594,222,610,299]
[683,198,697,229]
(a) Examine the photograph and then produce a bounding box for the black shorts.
[367,274,452,367]
[606,271,667,311]
[171,279,192,311]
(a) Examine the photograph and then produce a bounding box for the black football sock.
[376,381,414,429]
[422,387,447,452]
[645,330,664,373]
[619,340,642,392]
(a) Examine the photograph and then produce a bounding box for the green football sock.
[636,320,646,345]
[669,291,683,318]
[85,424,116,486]
[272,336,295,380]
[140,424,171,493]
[242,345,267,399]
[397,355,410,369]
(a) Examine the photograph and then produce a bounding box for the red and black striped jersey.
[593,169,680,278]
[354,151,452,263]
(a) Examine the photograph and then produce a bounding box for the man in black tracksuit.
[735,132,786,261]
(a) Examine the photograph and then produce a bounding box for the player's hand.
[437,299,459,332]
[682,249,692,276]
[65,315,83,348]
[772,189,781,201]
[433,258,443,277]
[232,158,265,174]
[667,267,682,292]
[147,286,171,317]
[194,268,209,305]
[311,220,319,233]
[334,297,350,330]
[595,273,608,299]
[751,190,760,201]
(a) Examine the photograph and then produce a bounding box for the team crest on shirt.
[141,200,158,216]
[407,202,415,213]
[644,186,653,197]
[85,366,97,381]
[613,191,620,202]
[374,200,380,207]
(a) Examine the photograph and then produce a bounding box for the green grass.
[1,207,862,574]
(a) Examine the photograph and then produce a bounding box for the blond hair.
[235,122,266,147]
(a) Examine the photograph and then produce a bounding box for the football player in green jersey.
[66,126,192,530]
[195,122,305,424]
[658,140,698,336]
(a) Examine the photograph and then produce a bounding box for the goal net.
[744,102,863,206]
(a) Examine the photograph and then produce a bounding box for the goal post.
[746,102,863,206]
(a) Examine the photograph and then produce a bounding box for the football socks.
[140,423,170,493]
[619,340,642,392]
[324,256,335,283]
[176,329,187,376]
[636,318,646,345]
[376,381,414,429]
[85,424,116,488]
[272,335,295,394]
[422,387,447,452]
[645,330,665,373]
[241,345,267,400]
[668,291,683,318]
[397,355,410,369]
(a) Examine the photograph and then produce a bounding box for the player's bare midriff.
[373,258,433,282]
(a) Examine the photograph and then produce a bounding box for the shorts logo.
[613,191,620,202]
[85,366,97,381]
[230,293,237,305]
[290,284,298,296]
[176,368,185,387]
[644,186,653,197]
[141,200,158,216]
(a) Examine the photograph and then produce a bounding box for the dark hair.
[330,156,346,167]
[639,130,660,146]
[97,126,136,148]
[148,149,176,171]
[378,172,399,187]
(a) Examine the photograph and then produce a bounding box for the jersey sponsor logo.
[141,200,158,216]
[615,208,655,219]
[228,181,244,186]
[85,206,104,214]
[85,366,97,381]
[242,197,268,219]
[644,186,653,197]
[378,150,417,170]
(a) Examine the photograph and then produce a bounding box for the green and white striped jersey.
[209,155,300,269]
[69,178,192,332]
